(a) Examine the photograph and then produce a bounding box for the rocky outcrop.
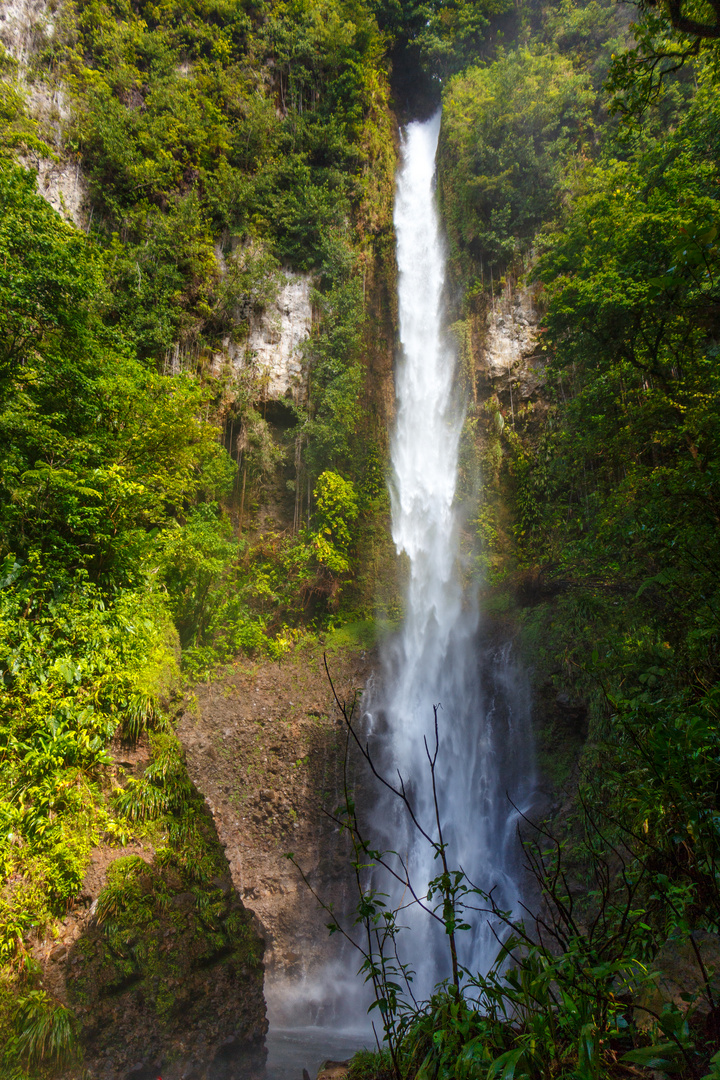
[481,283,545,403]
[30,152,88,227]
[246,273,313,401]
[215,272,313,403]
[0,0,49,69]
[176,643,373,1027]
[1,0,90,227]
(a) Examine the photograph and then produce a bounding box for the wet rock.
[179,1065,202,1080]
[555,692,588,730]
[175,645,372,1014]
[126,1063,163,1080]
[208,1034,266,1080]
[317,1062,350,1080]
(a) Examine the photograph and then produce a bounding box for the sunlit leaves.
[0,163,98,395]
[0,573,178,962]
[440,47,594,274]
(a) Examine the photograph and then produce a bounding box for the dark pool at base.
[265,1026,373,1079]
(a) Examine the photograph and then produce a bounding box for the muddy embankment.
[177,642,375,1024]
[35,743,268,1080]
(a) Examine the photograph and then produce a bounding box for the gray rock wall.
[1,0,90,228]
[214,272,313,403]
[482,283,545,402]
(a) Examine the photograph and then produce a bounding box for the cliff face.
[176,641,374,1025]
[0,0,90,226]
[0,0,396,1059]
[438,249,588,818]
[481,284,545,405]
[243,272,314,403]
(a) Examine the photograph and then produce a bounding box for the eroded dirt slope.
[177,641,373,1005]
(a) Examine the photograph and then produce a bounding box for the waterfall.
[367,111,535,996]
[265,114,535,1056]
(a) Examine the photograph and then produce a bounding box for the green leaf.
[621,1042,682,1069]
[488,1046,526,1080]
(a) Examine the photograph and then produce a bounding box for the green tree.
[312,469,359,574]
[439,47,594,277]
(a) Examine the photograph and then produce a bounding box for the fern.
[95,855,148,925]
[121,691,160,742]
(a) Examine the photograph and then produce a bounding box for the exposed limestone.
[216,272,313,402]
[1,0,90,227]
[29,151,89,225]
[482,284,545,400]
[0,0,49,68]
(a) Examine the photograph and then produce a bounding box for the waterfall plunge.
[367,112,535,997]
[266,115,534,1048]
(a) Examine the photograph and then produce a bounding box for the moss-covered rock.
[64,759,266,1080]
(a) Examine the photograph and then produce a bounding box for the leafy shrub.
[114,734,193,825]
[347,1047,394,1080]
[312,470,359,574]
[440,46,594,276]
[0,571,179,964]
[11,990,78,1069]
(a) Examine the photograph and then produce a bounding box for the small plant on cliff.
[114,733,194,827]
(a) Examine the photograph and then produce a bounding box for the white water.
[367,112,534,996]
[261,114,535,1066]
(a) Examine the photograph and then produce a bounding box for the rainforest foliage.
[1,0,720,1074]
[0,0,397,1069]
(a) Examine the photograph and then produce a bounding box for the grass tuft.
[12,989,79,1069]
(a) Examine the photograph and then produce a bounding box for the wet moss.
[66,742,266,1073]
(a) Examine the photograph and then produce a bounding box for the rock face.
[216,272,313,403]
[0,0,48,68]
[481,283,545,402]
[31,153,89,226]
[246,273,313,401]
[176,644,373,1027]
[0,0,90,227]
[469,277,550,477]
